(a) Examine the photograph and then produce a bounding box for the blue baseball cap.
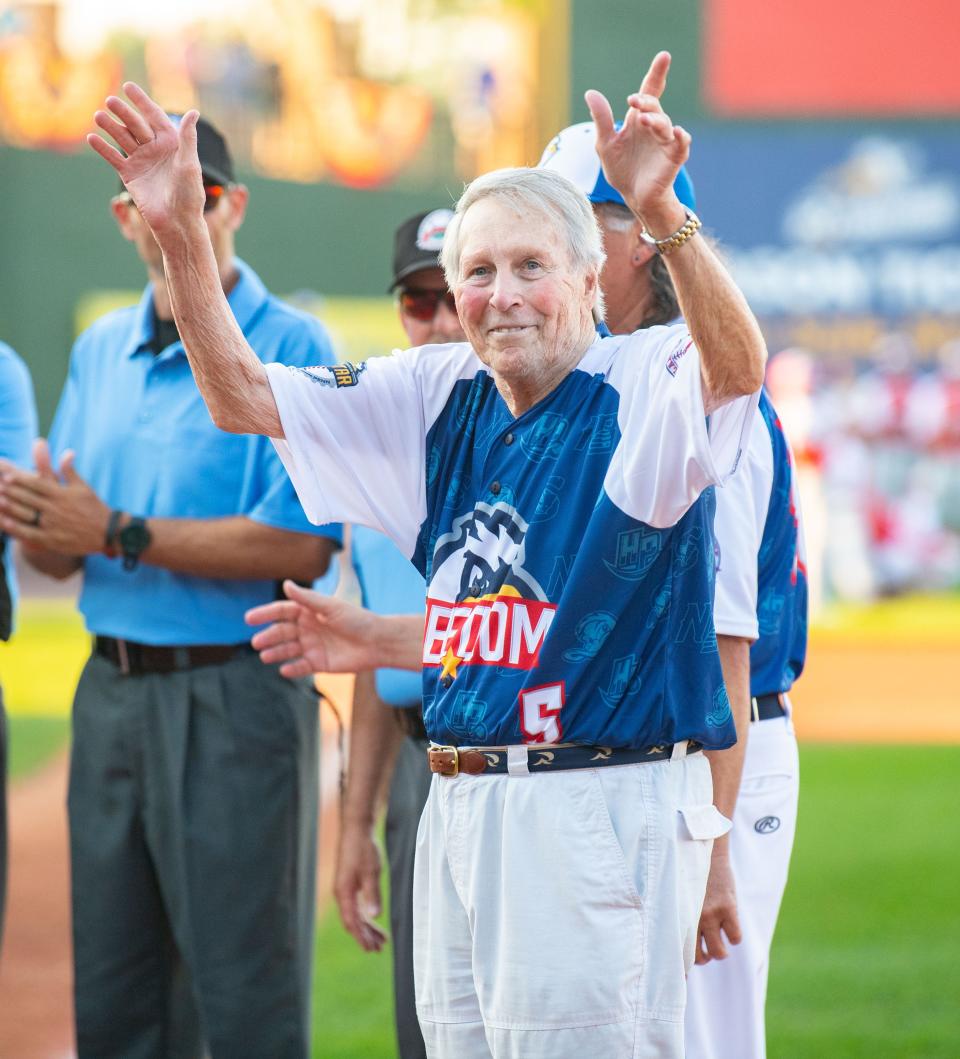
[538,121,696,212]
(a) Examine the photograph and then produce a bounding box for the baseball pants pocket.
[672,754,732,975]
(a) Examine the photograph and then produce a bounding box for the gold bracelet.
[641,207,702,256]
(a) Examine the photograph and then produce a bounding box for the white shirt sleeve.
[599,325,759,528]
[712,409,772,640]
[266,342,481,560]
[266,350,422,558]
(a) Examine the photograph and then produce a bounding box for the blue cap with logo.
[538,121,696,212]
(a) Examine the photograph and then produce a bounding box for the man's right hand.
[87,83,205,237]
[246,580,386,677]
[333,821,389,953]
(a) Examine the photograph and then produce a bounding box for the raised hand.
[87,82,205,236]
[246,580,388,678]
[585,51,691,230]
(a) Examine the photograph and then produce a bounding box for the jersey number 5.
[519,682,565,744]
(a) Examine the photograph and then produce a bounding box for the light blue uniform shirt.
[351,525,425,708]
[49,260,341,645]
[0,342,38,626]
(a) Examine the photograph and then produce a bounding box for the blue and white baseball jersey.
[713,389,808,696]
[268,325,757,750]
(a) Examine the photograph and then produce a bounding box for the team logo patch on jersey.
[604,525,662,581]
[758,590,786,636]
[673,525,704,571]
[445,689,493,744]
[599,653,643,709]
[665,339,693,377]
[297,361,367,388]
[424,501,556,679]
[754,816,781,835]
[563,611,616,662]
[645,582,672,629]
[521,412,569,462]
[706,685,732,727]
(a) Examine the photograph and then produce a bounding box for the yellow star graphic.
[440,645,461,682]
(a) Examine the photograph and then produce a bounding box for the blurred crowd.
[767,334,960,608]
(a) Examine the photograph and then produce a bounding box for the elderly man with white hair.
[89,52,766,1059]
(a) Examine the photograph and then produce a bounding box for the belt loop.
[117,638,131,676]
[670,739,688,762]
[751,697,760,723]
[173,647,190,670]
[507,745,530,776]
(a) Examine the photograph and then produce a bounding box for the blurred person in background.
[333,207,464,1059]
[0,117,340,1059]
[0,341,38,950]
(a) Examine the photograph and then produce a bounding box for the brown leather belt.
[428,740,702,777]
[94,635,251,676]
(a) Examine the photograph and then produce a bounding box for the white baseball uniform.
[685,391,807,1059]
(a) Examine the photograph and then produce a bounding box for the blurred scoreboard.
[704,0,960,116]
[690,128,960,356]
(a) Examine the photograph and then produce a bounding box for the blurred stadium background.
[0,0,958,1056]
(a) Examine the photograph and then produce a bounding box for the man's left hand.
[0,439,110,556]
[586,51,691,233]
[695,847,742,964]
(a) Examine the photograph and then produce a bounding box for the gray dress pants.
[385,734,432,1059]
[68,650,319,1059]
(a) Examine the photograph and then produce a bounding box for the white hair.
[441,167,606,319]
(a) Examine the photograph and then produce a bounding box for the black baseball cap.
[389,208,454,291]
[189,115,234,185]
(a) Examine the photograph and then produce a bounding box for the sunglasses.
[117,183,228,214]
[398,288,458,322]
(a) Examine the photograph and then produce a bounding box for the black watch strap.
[120,516,152,572]
[105,509,124,556]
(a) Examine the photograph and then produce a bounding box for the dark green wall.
[569,0,703,124]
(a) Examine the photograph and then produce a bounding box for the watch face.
[120,520,152,555]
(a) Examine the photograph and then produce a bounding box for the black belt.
[751,692,788,722]
[428,740,702,777]
[94,636,252,676]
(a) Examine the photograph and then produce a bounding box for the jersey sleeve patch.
[295,361,368,388]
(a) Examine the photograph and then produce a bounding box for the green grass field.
[4,599,960,1057]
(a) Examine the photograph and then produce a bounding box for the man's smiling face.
[452,197,598,394]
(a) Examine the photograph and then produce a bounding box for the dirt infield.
[790,633,959,744]
[0,649,955,1058]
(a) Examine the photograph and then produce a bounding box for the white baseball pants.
[684,712,800,1059]
[413,751,730,1059]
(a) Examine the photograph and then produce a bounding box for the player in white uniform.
[684,391,806,1059]
[541,126,807,1058]
[90,55,768,1057]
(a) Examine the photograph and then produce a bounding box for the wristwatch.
[639,206,702,255]
[119,516,152,571]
